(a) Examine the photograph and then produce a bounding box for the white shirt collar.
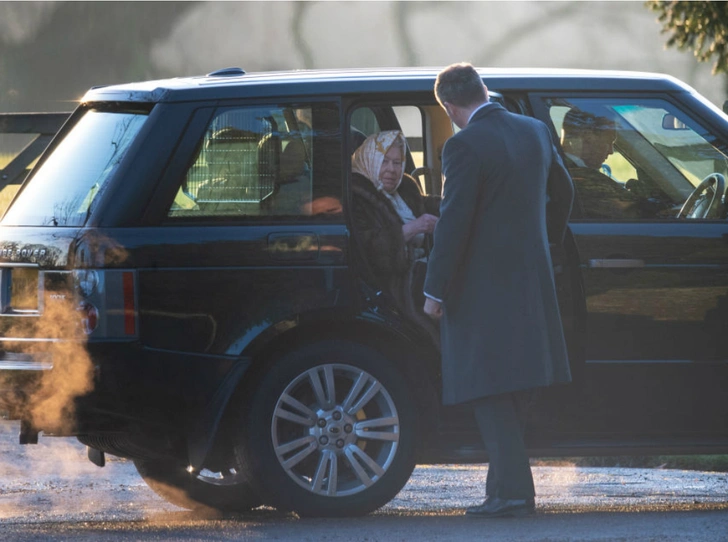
[565,152,587,168]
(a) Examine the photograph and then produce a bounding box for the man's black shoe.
[465,497,535,518]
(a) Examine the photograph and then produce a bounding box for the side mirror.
[662,114,689,130]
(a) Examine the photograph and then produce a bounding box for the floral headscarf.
[352,130,407,193]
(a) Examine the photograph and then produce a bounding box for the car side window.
[543,97,728,220]
[168,103,342,220]
[393,106,427,192]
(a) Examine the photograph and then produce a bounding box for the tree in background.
[648,1,728,75]
[0,2,199,112]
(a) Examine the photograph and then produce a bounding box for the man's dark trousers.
[472,391,535,500]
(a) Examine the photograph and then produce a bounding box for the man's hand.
[423,297,443,320]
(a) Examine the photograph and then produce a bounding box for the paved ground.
[1,421,727,540]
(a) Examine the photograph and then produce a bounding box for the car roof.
[81,67,695,104]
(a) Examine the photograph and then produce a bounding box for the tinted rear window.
[2,109,148,226]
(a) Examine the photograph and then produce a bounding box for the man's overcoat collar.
[468,102,506,125]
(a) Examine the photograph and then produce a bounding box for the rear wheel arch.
[237,316,440,410]
[204,315,441,495]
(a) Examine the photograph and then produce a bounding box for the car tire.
[236,340,418,517]
[133,458,261,512]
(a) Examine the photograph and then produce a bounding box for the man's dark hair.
[435,63,487,108]
[562,106,617,136]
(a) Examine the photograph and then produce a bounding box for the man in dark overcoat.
[423,63,575,518]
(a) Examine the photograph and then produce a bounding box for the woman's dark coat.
[423,103,575,405]
[351,172,440,334]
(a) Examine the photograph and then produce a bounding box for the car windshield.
[612,103,728,190]
[2,109,148,227]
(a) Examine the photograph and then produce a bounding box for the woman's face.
[378,144,404,193]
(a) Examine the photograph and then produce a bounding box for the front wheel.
[236,340,418,517]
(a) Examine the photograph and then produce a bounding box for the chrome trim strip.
[0,337,64,343]
[0,360,53,371]
[585,359,722,364]
[588,258,645,268]
[0,263,41,268]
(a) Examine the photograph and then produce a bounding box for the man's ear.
[443,102,459,123]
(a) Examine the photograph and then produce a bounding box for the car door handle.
[267,233,319,261]
[588,258,645,269]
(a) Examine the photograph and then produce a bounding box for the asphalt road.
[1,421,727,541]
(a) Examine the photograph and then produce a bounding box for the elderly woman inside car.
[351,130,440,334]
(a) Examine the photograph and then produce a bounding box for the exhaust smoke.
[1,295,94,436]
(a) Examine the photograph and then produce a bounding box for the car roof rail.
[207,67,246,77]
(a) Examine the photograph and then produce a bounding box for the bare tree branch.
[292,2,315,69]
[473,2,584,65]
[395,2,418,66]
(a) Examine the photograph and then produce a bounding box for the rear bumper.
[0,351,53,418]
[0,351,53,371]
[0,339,251,435]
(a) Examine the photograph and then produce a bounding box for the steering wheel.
[676,173,726,219]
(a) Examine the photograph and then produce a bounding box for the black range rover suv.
[0,67,727,517]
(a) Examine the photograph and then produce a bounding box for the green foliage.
[648,1,728,75]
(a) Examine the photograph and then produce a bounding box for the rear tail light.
[71,269,137,338]
[74,269,99,297]
[122,271,135,335]
[77,301,99,334]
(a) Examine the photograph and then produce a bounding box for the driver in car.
[560,106,667,219]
